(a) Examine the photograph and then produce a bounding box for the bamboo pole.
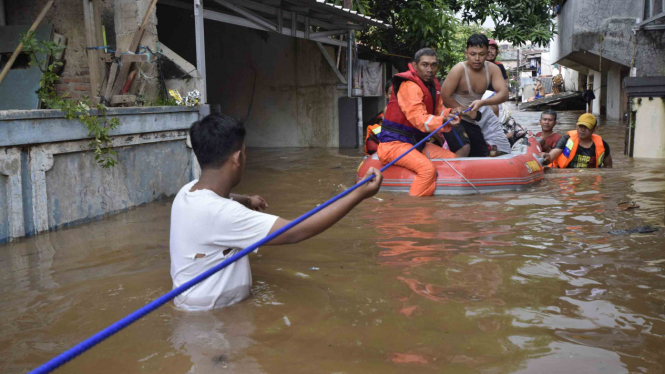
[0,0,55,86]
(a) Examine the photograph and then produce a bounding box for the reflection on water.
[1,106,665,373]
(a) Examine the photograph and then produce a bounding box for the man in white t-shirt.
[170,113,383,311]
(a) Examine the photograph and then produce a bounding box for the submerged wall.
[0,106,205,243]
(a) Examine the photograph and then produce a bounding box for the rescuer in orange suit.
[377,48,461,197]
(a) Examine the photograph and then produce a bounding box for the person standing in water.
[535,109,562,153]
[543,113,613,168]
[170,114,383,311]
[376,48,461,197]
[440,33,510,157]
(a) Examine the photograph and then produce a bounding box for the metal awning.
[634,11,665,30]
[158,0,388,48]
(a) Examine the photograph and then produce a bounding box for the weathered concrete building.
[0,0,388,243]
[550,0,665,120]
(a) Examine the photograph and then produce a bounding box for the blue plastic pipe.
[30,101,484,374]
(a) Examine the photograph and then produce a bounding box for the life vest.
[364,114,383,155]
[552,130,606,168]
[493,60,504,66]
[379,63,440,149]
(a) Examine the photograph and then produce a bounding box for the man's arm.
[266,168,382,245]
[602,141,613,168]
[469,64,509,110]
[602,154,613,168]
[230,193,268,211]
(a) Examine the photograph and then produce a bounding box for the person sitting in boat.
[365,82,393,155]
[170,113,383,311]
[377,48,461,197]
[440,33,510,157]
[486,39,509,91]
[535,109,562,153]
[542,113,613,168]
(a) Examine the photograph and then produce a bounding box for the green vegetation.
[21,31,120,168]
[350,0,556,72]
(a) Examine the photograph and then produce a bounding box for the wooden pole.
[0,0,55,86]
[109,0,159,97]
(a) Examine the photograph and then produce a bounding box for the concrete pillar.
[114,0,160,100]
[588,70,602,116]
[606,64,622,119]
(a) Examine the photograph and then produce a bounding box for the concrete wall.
[156,5,342,148]
[0,106,204,243]
[551,0,665,77]
[632,97,665,159]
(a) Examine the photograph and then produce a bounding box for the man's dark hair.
[190,113,246,169]
[541,109,557,121]
[466,33,489,49]
[414,48,438,64]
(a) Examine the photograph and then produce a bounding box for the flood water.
[2,105,665,373]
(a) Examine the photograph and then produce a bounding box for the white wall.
[588,70,602,115]
[633,97,665,159]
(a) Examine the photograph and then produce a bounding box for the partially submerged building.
[0,0,389,243]
[550,0,665,120]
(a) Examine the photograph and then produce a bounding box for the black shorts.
[442,120,489,157]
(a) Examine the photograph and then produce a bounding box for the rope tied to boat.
[30,101,488,374]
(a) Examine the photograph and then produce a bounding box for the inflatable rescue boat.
[356,135,545,195]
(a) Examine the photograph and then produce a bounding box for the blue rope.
[30,101,485,374]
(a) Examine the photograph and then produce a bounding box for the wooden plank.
[120,54,149,63]
[92,0,106,94]
[110,0,158,97]
[104,62,118,100]
[110,94,137,105]
[518,91,582,111]
[82,0,101,97]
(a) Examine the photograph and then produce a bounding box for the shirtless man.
[441,34,509,157]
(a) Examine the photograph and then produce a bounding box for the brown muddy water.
[2,106,665,374]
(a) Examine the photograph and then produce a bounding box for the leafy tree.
[355,0,555,71]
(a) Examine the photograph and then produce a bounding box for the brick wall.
[54,64,92,101]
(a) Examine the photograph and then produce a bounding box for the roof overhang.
[158,0,388,48]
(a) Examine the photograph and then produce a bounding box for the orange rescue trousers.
[377,141,457,196]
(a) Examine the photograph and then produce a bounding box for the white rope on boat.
[442,160,480,194]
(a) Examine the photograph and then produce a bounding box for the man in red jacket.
[377,48,461,196]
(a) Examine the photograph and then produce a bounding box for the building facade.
[550,0,665,119]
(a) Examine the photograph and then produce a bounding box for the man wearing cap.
[486,39,509,91]
[542,113,613,168]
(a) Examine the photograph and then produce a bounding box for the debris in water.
[616,201,640,211]
[330,166,342,169]
[295,272,309,278]
[609,226,659,235]
[283,316,291,326]
[310,267,320,270]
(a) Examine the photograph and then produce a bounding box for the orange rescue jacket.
[552,130,606,168]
